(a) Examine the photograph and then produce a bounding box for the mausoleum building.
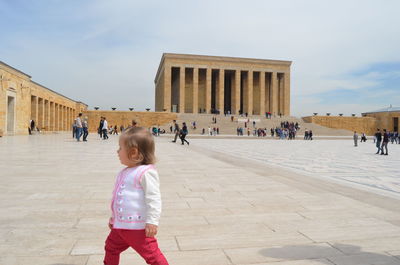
[154,53,291,115]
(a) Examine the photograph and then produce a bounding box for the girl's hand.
[145,224,158,237]
[108,217,113,230]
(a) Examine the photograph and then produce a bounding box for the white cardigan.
[110,165,162,229]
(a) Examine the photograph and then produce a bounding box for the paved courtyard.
[1,134,400,265]
[189,138,400,199]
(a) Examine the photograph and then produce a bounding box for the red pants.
[104,229,169,265]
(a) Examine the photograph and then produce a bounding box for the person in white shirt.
[75,113,83,141]
[104,127,169,265]
[102,117,109,140]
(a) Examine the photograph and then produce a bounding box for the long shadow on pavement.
[259,243,400,264]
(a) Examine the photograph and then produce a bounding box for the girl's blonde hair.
[120,127,156,165]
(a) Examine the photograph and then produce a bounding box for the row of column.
[161,66,290,115]
[31,96,75,131]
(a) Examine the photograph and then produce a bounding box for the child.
[104,127,169,265]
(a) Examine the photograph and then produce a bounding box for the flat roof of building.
[155,53,292,83]
[362,106,400,114]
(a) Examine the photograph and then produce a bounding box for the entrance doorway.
[394,117,399,132]
[7,96,15,134]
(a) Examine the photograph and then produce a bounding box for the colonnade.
[30,95,75,131]
[157,66,290,115]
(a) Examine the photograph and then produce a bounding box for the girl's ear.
[128,147,138,160]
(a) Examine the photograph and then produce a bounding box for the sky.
[1,0,399,117]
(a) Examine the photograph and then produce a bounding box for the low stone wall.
[302,116,377,135]
[83,111,177,132]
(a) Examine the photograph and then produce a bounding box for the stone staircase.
[158,113,353,136]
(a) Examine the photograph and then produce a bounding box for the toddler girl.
[104,127,169,265]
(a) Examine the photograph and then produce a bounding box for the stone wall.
[302,116,377,135]
[0,61,86,135]
[83,111,177,132]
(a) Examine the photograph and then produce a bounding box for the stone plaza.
[1,134,400,265]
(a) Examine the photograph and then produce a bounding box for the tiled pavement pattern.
[0,134,400,265]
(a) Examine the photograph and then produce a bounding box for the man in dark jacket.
[381,129,389,155]
[375,129,382,154]
[172,120,180,143]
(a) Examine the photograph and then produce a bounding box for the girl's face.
[118,138,138,167]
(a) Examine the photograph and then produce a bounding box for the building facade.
[362,106,400,132]
[0,61,87,136]
[155,53,291,115]
[302,106,400,135]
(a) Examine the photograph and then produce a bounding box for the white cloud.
[1,0,400,114]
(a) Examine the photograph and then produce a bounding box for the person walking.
[353,131,358,147]
[82,118,89,142]
[72,119,77,138]
[98,117,104,138]
[102,117,109,140]
[103,127,169,265]
[179,122,189,145]
[75,113,83,141]
[381,129,389,155]
[171,120,180,143]
[375,129,382,154]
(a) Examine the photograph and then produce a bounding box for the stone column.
[44,100,49,131]
[62,106,67,131]
[53,103,56,131]
[65,106,69,130]
[279,75,284,116]
[64,106,67,131]
[64,106,68,130]
[284,72,290,116]
[217,69,224,114]
[38,98,44,130]
[179,67,185,113]
[192,68,199,113]
[49,102,53,131]
[270,72,278,115]
[59,104,62,130]
[205,68,211,113]
[259,72,265,116]
[233,70,241,114]
[55,103,58,131]
[247,70,253,115]
[65,107,71,131]
[59,105,63,131]
[67,108,71,130]
[31,96,38,125]
[164,65,172,112]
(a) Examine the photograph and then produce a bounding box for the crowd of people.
[69,114,399,159]
[233,120,301,140]
[351,128,399,155]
